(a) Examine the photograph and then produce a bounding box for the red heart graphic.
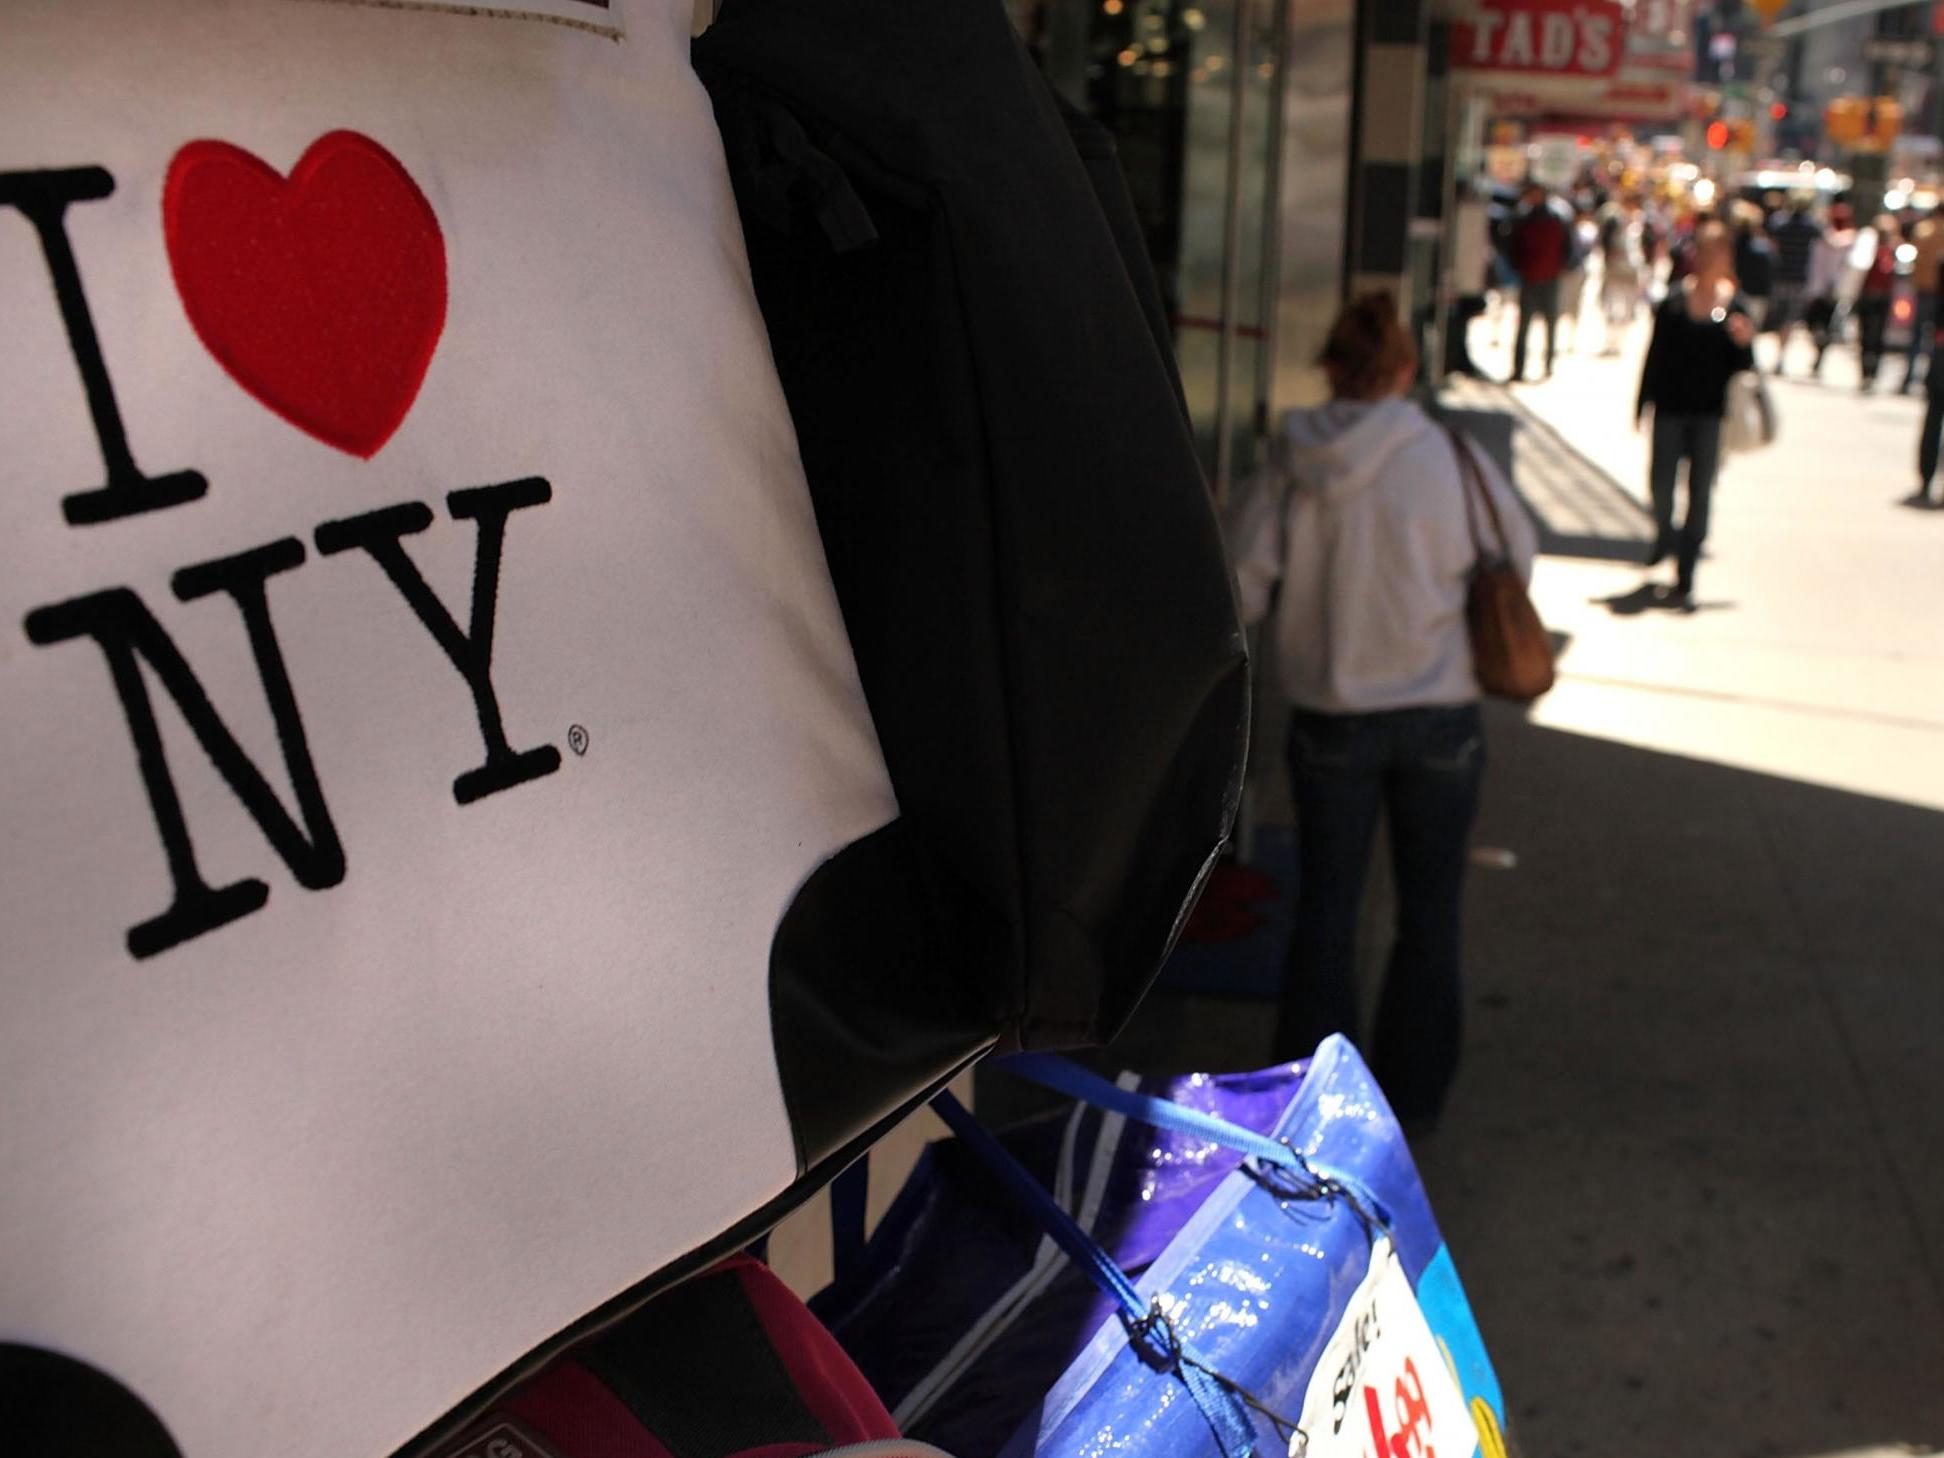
[164,130,447,458]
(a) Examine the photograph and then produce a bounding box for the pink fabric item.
[504,1362,678,1458]
[440,1255,897,1458]
[724,1254,901,1448]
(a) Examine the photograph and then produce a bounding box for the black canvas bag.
[695,0,1249,1167]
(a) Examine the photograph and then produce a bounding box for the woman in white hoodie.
[1230,293,1536,1126]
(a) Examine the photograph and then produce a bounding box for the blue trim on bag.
[1415,1243,1507,1423]
[1000,1053,1393,1231]
[828,1159,870,1284]
[929,1091,1266,1458]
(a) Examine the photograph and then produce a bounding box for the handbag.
[1722,370,1778,454]
[2,1,1245,1454]
[812,1038,1512,1458]
[1446,428,1555,702]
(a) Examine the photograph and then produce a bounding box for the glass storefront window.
[1019,0,1352,498]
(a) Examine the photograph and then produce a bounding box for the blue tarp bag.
[812,1036,1511,1458]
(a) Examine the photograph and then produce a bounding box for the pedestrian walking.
[1597,197,1646,354]
[1230,292,1536,1126]
[1806,203,1858,376]
[1666,207,1700,288]
[1731,201,1776,334]
[1636,221,1756,607]
[1900,207,1944,394]
[1914,332,1944,508]
[1507,183,1574,381]
[1445,179,1494,378]
[1556,209,1597,353]
[1641,197,1668,287]
[1853,214,1900,392]
[1484,187,1519,347]
[1767,194,1822,372]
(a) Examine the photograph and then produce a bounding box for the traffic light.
[1707,119,1731,149]
[1873,96,1904,147]
[1826,94,1868,144]
[1822,94,1903,150]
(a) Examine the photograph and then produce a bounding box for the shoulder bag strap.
[1442,423,1508,563]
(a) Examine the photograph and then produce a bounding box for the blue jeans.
[1512,279,1561,381]
[1920,341,1944,495]
[1277,705,1485,1123]
[1855,293,1892,383]
[1649,412,1721,594]
[1904,293,1937,387]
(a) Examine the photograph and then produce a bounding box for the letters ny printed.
[4,134,561,960]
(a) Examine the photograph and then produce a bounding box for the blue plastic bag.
[813,1036,1510,1458]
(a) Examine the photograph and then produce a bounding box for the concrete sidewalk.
[1421,699,1944,1458]
[1081,323,1944,1457]
[1429,329,1944,1455]
[1458,310,1944,815]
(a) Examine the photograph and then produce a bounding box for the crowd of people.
[1447,173,1944,579]
[1453,179,1944,398]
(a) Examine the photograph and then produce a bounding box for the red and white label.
[1291,1239,1477,1458]
[1453,0,1625,77]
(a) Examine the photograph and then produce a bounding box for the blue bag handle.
[1000,1053,1393,1230]
[929,1090,1290,1458]
[827,1158,870,1284]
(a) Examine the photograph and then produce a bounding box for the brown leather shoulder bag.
[1446,425,1555,702]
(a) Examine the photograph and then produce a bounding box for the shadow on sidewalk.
[979,702,1944,1457]
[1424,703,1944,1458]
[1596,583,1737,616]
[1439,379,1655,564]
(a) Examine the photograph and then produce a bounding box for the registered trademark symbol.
[567,724,589,757]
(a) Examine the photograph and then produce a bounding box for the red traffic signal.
[1706,120,1731,149]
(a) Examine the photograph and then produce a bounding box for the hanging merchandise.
[0,1,1244,1455]
[405,1255,912,1458]
[693,0,1250,1072]
[812,1038,1512,1458]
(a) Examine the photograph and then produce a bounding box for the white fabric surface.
[0,3,895,1456]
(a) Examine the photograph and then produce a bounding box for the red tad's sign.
[1454,0,1626,78]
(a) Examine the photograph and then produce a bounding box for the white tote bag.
[1722,369,1777,454]
[0,4,905,1456]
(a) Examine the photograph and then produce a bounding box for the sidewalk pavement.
[1458,303,1944,815]
[1059,315,1944,1457]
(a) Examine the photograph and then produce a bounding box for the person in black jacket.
[1731,201,1776,333]
[1635,220,1756,605]
[1766,195,1823,373]
[1853,213,1901,392]
[1916,334,1944,507]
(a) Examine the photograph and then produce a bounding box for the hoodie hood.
[1279,396,1435,505]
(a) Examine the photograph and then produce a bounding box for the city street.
[1078,305,1944,1458]
[18,4,1944,1456]
[1461,297,1944,815]
[1429,308,1944,1458]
